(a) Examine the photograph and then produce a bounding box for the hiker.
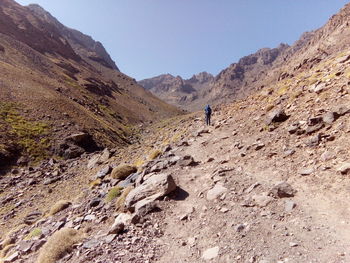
[204,104,212,126]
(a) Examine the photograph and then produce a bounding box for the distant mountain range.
[140,3,350,111]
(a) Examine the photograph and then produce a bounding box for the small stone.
[96,166,111,179]
[23,211,42,225]
[83,239,100,249]
[299,168,314,176]
[220,207,229,213]
[179,214,188,221]
[284,149,295,156]
[289,242,298,247]
[245,182,260,193]
[89,198,102,208]
[255,143,265,151]
[202,246,219,260]
[105,234,117,244]
[322,112,336,124]
[188,237,196,246]
[285,200,296,213]
[235,224,246,232]
[270,182,296,198]
[266,109,289,125]
[84,214,96,221]
[252,194,274,207]
[109,222,124,234]
[206,184,228,201]
[337,163,350,174]
[321,151,334,161]
[17,240,33,253]
[3,252,19,263]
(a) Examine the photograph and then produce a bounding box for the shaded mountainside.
[140,3,350,111]
[0,0,182,167]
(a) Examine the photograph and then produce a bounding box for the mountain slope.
[140,44,289,111]
[0,0,181,167]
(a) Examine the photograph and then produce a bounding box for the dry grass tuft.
[134,158,144,168]
[115,186,133,212]
[89,179,102,188]
[265,104,274,112]
[36,228,82,263]
[49,200,71,216]
[149,149,162,160]
[111,165,137,180]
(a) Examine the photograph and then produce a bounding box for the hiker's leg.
[205,114,209,125]
[208,115,211,126]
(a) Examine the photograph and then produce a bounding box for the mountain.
[141,3,350,111]
[140,44,289,111]
[0,0,181,167]
[139,72,214,110]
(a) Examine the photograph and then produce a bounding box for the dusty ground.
[155,113,350,262]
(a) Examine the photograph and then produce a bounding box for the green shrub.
[105,187,123,202]
[25,228,42,240]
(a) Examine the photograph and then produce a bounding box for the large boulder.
[56,132,99,159]
[125,173,176,211]
[266,109,289,125]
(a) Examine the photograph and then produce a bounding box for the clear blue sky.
[16,0,349,80]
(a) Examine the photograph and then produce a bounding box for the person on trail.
[204,104,212,126]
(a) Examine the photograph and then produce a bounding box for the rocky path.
[2,85,350,263]
[154,115,350,263]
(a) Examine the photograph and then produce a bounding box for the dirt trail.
[155,115,350,263]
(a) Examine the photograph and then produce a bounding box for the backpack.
[205,105,212,115]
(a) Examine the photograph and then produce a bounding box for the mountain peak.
[26,3,119,70]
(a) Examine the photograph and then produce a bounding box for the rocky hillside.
[1,44,350,262]
[2,2,350,263]
[0,0,181,169]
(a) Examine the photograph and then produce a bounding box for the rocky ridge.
[139,45,287,111]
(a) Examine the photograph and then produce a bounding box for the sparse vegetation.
[89,179,102,188]
[49,200,71,216]
[111,165,137,180]
[25,228,42,240]
[115,186,133,212]
[149,149,162,160]
[0,102,50,161]
[105,187,123,202]
[36,228,82,263]
[265,104,274,112]
[134,158,145,168]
